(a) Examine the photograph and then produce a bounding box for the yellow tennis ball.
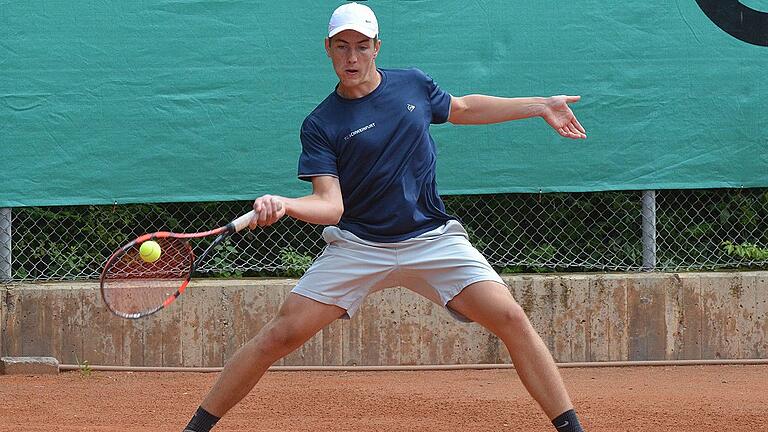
[139,240,162,263]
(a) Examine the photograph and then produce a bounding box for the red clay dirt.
[1,365,767,431]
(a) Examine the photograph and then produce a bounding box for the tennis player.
[184,3,587,432]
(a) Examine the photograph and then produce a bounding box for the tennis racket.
[100,210,257,319]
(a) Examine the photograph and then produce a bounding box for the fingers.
[573,117,586,135]
[571,119,587,138]
[565,95,581,104]
[248,201,260,229]
[249,195,286,229]
[558,121,587,139]
[257,200,271,226]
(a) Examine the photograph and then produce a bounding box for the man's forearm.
[449,95,547,125]
[283,194,343,225]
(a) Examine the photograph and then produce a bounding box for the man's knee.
[255,318,311,357]
[492,301,532,336]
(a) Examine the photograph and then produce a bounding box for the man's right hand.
[249,195,286,229]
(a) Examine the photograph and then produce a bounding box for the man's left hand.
[543,95,587,139]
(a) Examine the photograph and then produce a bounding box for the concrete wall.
[1,272,767,367]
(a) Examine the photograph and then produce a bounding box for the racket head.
[100,233,194,319]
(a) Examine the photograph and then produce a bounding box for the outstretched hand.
[543,95,586,139]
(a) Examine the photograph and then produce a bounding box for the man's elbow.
[326,202,344,225]
[330,209,343,225]
[448,96,470,124]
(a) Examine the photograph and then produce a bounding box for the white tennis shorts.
[291,220,505,322]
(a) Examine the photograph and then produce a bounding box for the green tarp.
[2,1,766,207]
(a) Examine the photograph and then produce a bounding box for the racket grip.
[231,210,256,232]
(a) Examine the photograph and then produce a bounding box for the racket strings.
[102,238,194,316]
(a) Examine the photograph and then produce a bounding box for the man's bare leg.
[447,281,583,431]
[184,293,345,431]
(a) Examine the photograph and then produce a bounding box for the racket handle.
[231,210,256,233]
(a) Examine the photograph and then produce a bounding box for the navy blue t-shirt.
[298,68,454,242]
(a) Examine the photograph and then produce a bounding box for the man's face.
[325,30,380,89]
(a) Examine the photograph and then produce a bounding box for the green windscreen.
[2,1,766,207]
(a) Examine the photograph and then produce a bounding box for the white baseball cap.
[328,2,379,39]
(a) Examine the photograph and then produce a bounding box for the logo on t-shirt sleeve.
[406,104,416,112]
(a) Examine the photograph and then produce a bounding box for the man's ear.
[373,39,381,59]
[325,37,332,58]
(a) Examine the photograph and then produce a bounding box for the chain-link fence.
[2,188,767,281]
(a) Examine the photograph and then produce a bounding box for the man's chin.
[340,73,360,82]
[339,78,362,89]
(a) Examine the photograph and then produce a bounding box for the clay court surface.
[1,365,767,431]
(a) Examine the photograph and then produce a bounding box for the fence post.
[641,191,657,271]
[0,208,10,281]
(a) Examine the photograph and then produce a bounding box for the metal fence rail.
[2,188,767,281]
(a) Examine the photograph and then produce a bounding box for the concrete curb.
[1,356,59,375]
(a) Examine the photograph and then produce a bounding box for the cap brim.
[328,24,377,39]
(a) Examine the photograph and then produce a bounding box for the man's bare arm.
[448,94,586,139]
[249,176,343,228]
